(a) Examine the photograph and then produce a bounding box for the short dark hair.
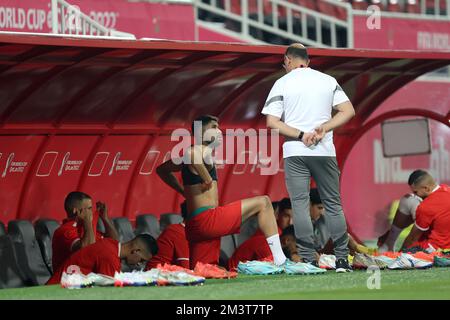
[285,45,309,61]
[408,169,429,186]
[180,201,187,220]
[278,198,291,212]
[191,115,219,137]
[309,188,322,205]
[271,201,279,212]
[282,225,295,238]
[64,191,91,217]
[134,233,158,256]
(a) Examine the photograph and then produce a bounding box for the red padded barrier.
[0,136,44,222]
[125,136,183,219]
[78,135,149,219]
[18,136,98,222]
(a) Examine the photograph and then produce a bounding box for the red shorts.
[186,200,242,269]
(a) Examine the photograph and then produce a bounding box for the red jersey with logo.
[47,238,120,285]
[52,211,104,271]
[415,184,450,249]
[146,223,190,270]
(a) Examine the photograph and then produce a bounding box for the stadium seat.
[135,214,160,239]
[295,0,317,10]
[316,1,347,20]
[7,220,51,286]
[159,213,183,232]
[0,221,5,236]
[406,0,420,13]
[235,216,259,247]
[369,0,385,10]
[219,235,237,267]
[352,0,368,10]
[112,217,135,243]
[0,235,28,289]
[387,0,401,12]
[34,219,60,274]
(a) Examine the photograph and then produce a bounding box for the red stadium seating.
[387,0,402,12]
[316,1,348,20]
[406,0,420,13]
[352,0,369,10]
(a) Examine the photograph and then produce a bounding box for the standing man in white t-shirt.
[261,44,355,273]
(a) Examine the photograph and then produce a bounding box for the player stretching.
[156,115,288,269]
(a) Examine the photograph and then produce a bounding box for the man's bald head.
[285,43,309,62]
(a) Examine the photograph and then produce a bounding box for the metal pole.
[420,0,426,15]
[194,0,199,41]
[51,0,58,34]
[287,8,292,34]
[257,0,263,24]
[347,4,354,48]
[241,0,249,36]
[301,11,307,39]
[272,2,278,29]
[60,4,65,34]
[331,22,336,48]
[316,16,322,45]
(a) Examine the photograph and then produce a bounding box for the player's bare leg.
[241,196,286,265]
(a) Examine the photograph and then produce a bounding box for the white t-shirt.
[398,193,422,220]
[261,68,350,158]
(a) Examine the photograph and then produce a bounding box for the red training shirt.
[47,238,120,285]
[146,223,189,270]
[52,211,104,271]
[415,184,450,249]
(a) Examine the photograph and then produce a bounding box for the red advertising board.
[354,14,450,51]
[0,0,196,40]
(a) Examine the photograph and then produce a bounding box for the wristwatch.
[298,131,304,141]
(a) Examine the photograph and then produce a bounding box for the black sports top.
[181,164,218,186]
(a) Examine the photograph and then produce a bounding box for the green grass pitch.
[1,268,449,300]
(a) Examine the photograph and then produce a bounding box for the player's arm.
[96,202,120,241]
[401,225,424,250]
[72,209,96,251]
[348,233,374,255]
[156,159,184,195]
[314,101,355,141]
[266,115,315,146]
[188,146,214,190]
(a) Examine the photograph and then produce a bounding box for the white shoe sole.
[336,268,353,273]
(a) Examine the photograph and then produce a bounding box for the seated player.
[47,234,157,285]
[378,177,422,252]
[156,115,287,269]
[308,188,370,259]
[146,202,189,269]
[280,225,304,262]
[277,198,293,230]
[401,170,450,251]
[52,191,119,272]
[227,198,296,270]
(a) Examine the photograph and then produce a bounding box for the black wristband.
[298,131,304,141]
